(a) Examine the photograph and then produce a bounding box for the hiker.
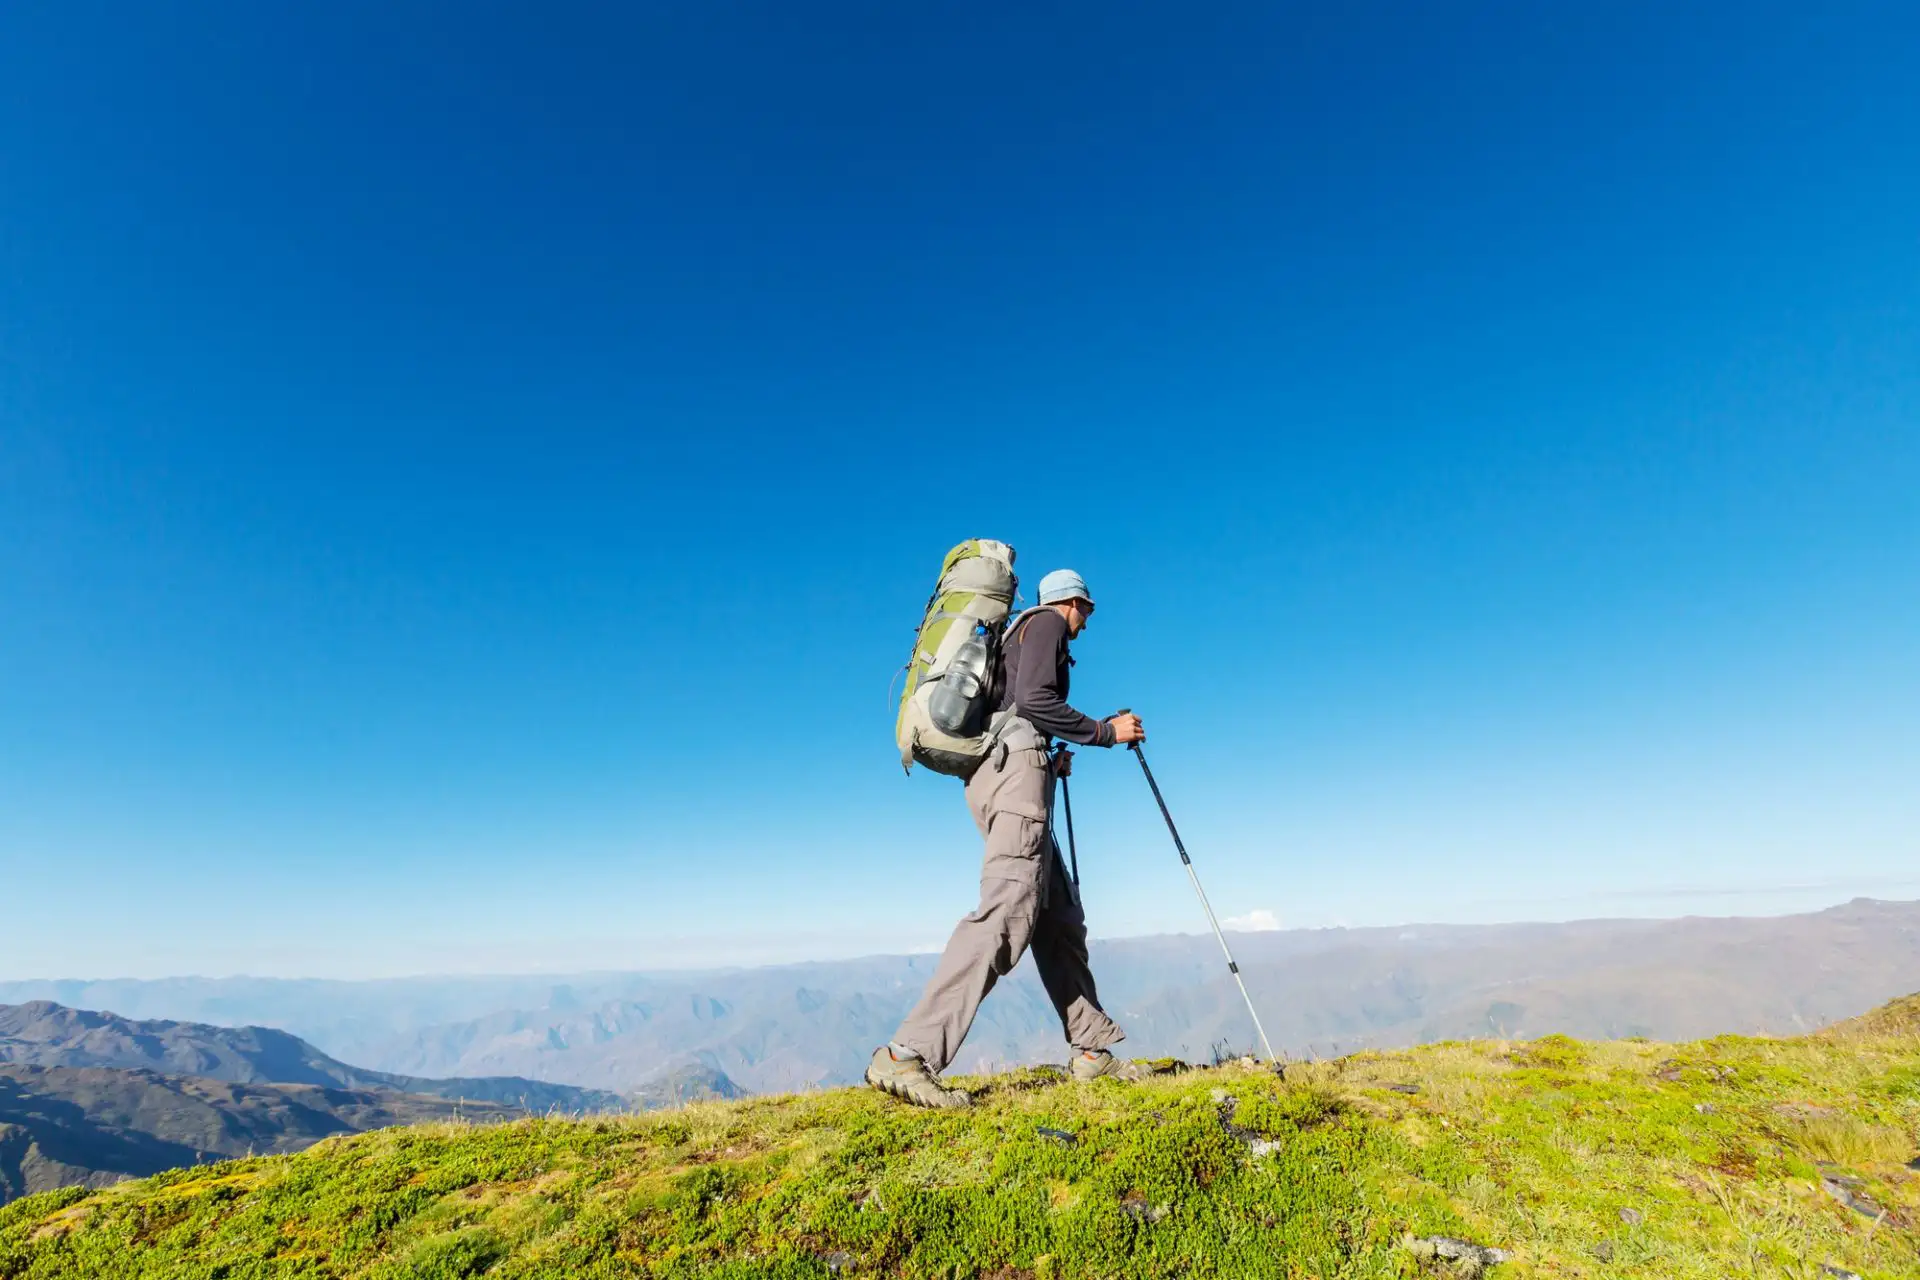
[869,569,1149,1107]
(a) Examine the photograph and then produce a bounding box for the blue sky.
[2,3,1915,979]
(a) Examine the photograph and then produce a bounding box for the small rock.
[1591,1240,1614,1262]
[1388,1083,1421,1095]
[822,1252,852,1273]
[1653,1059,1734,1084]
[1694,1102,1716,1114]
[1036,1126,1077,1146]
[1907,1155,1920,1171]
[1819,1174,1885,1220]
[1618,1207,1644,1226]
[1405,1234,1511,1277]
[1211,1092,1280,1158]
[1118,1191,1169,1223]
[1818,1267,1862,1280]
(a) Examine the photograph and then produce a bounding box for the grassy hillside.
[2,997,1915,1279]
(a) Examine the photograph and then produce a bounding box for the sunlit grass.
[2,997,1915,1278]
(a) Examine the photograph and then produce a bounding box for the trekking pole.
[1057,768,1081,888]
[1046,745,1082,888]
[1118,710,1278,1063]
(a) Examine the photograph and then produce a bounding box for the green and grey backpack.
[895,539,1019,776]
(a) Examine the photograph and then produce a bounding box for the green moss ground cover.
[3,998,1916,1278]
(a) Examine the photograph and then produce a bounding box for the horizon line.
[3,894,1911,988]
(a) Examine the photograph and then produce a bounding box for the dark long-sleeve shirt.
[998,607,1116,747]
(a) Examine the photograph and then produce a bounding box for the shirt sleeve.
[1011,610,1114,746]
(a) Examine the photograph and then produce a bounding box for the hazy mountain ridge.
[0,1002,662,1204]
[0,1002,626,1113]
[0,1064,521,1206]
[297,898,1920,1090]
[5,899,1915,1095]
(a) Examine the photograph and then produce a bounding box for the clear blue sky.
[3,3,1915,979]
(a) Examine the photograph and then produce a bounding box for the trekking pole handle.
[1113,708,1139,751]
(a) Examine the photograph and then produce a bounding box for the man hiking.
[868,569,1149,1108]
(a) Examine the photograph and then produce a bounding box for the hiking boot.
[1070,1048,1151,1083]
[865,1046,972,1109]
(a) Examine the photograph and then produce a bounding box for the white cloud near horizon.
[1222,908,1282,932]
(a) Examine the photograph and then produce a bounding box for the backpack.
[895,539,1019,776]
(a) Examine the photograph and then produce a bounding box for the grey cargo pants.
[892,719,1124,1072]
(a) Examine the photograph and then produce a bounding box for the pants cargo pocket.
[982,797,1050,888]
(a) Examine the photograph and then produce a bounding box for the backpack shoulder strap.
[1003,605,1052,644]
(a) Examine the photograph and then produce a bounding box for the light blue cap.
[1037,569,1094,606]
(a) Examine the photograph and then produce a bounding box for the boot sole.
[1070,1065,1152,1084]
[865,1066,970,1109]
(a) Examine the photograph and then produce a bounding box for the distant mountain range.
[0,1003,639,1204]
[5,898,1916,1097]
[0,1002,625,1112]
[0,1064,517,1206]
